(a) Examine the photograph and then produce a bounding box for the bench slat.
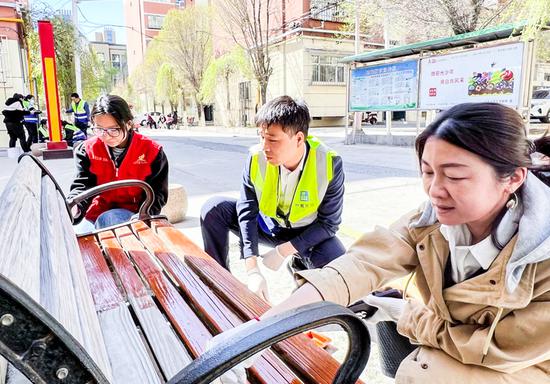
[39,179,113,381]
[151,219,363,384]
[132,221,300,384]
[0,158,42,384]
[114,226,211,359]
[78,235,163,384]
[54,185,114,380]
[96,230,191,380]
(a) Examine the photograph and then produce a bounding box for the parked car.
[530,89,550,123]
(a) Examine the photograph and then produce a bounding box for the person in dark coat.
[2,93,30,152]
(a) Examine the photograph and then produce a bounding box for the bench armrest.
[67,180,155,222]
[168,302,370,384]
[0,274,109,384]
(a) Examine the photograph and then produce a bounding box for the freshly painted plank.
[151,219,362,384]
[114,225,211,358]
[96,230,191,380]
[133,220,300,384]
[78,235,162,384]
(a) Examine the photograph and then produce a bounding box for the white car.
[530,89,550,123]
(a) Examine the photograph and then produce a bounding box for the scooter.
[363,112,378,125]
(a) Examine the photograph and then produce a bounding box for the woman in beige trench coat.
[214,103,550,384]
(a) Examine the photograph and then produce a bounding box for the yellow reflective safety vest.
[71,100,88,123]
[249,136,336,227]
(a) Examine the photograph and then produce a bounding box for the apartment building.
[90,29,128,88]
[0,0,30,133]
[123,0,193,76]
[212,0,383,127]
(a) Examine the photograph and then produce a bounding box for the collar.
[439,198,523,272]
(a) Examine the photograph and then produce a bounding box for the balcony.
[310,0,345,23]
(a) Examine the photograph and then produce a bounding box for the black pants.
[24,122,38,148]
[74,121,88,137]
[200,196,346,271]
[6,122,30,152]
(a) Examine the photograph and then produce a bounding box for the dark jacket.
[2,97,25,124]
[237,142,344,258]
[68,131,169,219]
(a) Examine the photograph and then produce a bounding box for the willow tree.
[156,7,212,123]
[200,47,251,126]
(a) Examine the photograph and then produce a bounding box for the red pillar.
[38,20,67,150]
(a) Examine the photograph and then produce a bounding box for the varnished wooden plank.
[151,219,362,384]
[95,230,191,380]
[132,221,300,384]
[78,235,163,384]
[114,225,211,358]
[78,235,124,311]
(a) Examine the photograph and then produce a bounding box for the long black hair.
[415,102,550,248]
[91,94,133,132]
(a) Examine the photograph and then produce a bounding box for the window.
[544,73,550,82]
[146,14,165,29]
[97,52,105,62]
[311,55,345,84]
[111,54,121,69]
[239,81,251,101]
[0,36,9,87]
[310,0,343,22]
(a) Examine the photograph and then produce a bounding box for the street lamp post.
[72,0,82,96]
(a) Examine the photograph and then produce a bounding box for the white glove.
[207,319,261,384]
[260,246,287,271]
[362,294,406,325]
[247,267,270,303]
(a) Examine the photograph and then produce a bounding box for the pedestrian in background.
[65,92,90,145]
[2,93,30,153]
[22,94,40,148]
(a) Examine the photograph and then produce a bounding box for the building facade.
[211,0,383,127]
[90,29,128,88]
[124,0,192,76]
[0,0,30,134]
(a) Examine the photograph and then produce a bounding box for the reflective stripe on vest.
[250,136,335,227]
[22,100,38,123]
[72,101,88,122]
[23,115,39,123]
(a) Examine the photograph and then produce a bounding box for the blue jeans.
[73,208,134,234]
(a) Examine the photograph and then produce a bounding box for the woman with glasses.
[68,94,169,233]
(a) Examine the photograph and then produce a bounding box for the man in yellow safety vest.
[200,96,346,302]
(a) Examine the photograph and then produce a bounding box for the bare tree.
[342,0,518,44]
[156,7,212,123]
[215,0,273,106]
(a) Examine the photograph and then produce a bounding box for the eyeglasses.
[92,127,122,137]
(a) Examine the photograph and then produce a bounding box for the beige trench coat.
[297,208,550,383]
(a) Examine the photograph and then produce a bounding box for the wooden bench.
[0,154,370,384]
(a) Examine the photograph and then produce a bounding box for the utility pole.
[351,0,361,143]
[72,0,82,96]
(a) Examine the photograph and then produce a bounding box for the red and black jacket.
[68,131,169,221]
